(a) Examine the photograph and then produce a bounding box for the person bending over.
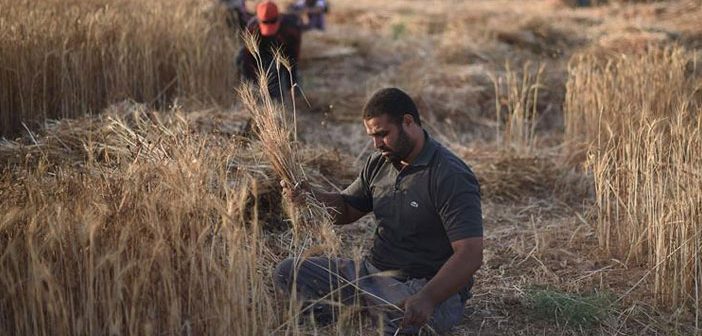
[237,1,302,100]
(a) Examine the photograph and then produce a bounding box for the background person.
[237,1,302,99]
[289,0,328,31]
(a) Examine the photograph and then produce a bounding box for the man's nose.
[372,137,383,149]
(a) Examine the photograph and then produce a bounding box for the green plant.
[526,288,615,328]
[391,22,407,40]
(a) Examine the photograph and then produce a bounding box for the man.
[276,88,483,335]
[289,0,328,31]
[237,1,302,99]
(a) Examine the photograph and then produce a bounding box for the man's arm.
[281,181,368,225]
[401,236,483,327]
[311,190,369,225]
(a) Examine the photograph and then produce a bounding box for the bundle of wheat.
[236,33,341,257]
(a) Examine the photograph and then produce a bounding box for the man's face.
[363,114,414,163]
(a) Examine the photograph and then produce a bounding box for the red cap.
[256,1,280,36]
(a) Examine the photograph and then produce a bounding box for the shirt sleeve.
[340,156,374,213]
[433,166,483,241]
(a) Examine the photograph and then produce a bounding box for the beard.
[379,127,413,163]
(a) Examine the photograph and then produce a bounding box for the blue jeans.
[274,257,468,335]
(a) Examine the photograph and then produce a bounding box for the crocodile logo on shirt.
[409,201,419,208]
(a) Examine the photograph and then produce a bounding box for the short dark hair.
[362,88,421,126]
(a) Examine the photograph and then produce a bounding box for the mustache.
[377,147,392,153]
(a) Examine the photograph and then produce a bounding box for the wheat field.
[1,0,701,335]
[0,0,238,138]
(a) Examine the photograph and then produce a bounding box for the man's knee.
[274,257,355,298]
[274,258,295,292]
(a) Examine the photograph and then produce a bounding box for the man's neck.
[400,129,425,167]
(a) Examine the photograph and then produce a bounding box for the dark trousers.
[274,257,468,335]
[236,50,296,101]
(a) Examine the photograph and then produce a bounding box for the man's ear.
[403,114,414,127]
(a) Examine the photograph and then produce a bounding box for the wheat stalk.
[237,32,339,255]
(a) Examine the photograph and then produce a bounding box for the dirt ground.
[269,0,702,334]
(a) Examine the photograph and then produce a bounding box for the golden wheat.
[492,62,545,152]
[0,106,287,335]
[565,46,702,314]
[0,0,238,138]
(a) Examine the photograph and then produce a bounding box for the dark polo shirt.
[342,132,482,279]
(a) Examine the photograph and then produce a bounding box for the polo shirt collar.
[410,130,438,167]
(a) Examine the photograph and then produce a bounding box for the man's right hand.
[281,180,367,225]
[280,179,310,206]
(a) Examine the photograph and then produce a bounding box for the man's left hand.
[401,292,435,328]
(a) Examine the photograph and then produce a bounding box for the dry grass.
[0,104,281,335]
[0,0,238,138]
[0,100,364,335]
[565,46,702,315]
[491,62,545,152]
